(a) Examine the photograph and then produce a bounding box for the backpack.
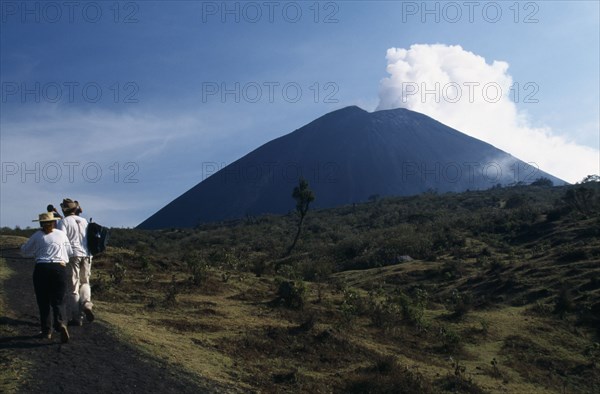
[87,220,110,256]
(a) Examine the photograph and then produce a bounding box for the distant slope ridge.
[138,106,564,229]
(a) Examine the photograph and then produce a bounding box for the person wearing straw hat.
[20,212,72,343]
[58,198,94,326]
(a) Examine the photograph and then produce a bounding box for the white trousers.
[68,256,93,321]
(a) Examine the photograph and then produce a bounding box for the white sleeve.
[20,233,38,257]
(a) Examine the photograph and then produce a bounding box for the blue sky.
[1,0,599,228]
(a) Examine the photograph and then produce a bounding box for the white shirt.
[57,215,90,257]
[21,229,73,263]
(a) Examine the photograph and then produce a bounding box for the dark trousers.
[33,263,67,334]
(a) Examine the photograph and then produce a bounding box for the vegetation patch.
[343,355,436,394]
[3,183,600,392]
[501,334,595,392]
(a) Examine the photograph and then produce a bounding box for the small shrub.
[110,262,126,285]
[142,273,154,286]
[528,301,553,317]
[251,259,267,277]
[554,286,575,319]
[490,358,501,379]
[272,370,297,384]
[546,207,564,222]
[92,276,109,294]
[562,187,599,216]
[221,272,231,283]
[531,177,553,187]
[134,242,151,270]
[276,280,305,310]
[184,251,209,286]
[399,288,429,329]
[344,356,435,394]
[299,258,334,281]
[440,260,465,280]
[505,194,527,209]
[584,343,600,365]
[480,319,490,336]
[163,275,178,306]
[488,257,504,272]
[439,326,462,353]
[335,236,369,261]
[340,288,365,323]
[277,263,301,280]
[448,289,474,318]
[369,289,429,331]
[481,247,492,257]
[372,354,397,374]
[438,358,486,393]
[371,300,401,329]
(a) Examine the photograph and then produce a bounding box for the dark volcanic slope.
[138,106,564,229]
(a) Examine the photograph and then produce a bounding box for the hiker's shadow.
[0,335,56,349]
[0,316,39,327]
[0,316,54,349]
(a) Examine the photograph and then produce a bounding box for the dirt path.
[0,249,220,393]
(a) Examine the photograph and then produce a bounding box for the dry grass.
[0,235,28,250]
[88,255,600,393]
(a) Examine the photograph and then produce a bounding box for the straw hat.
[32,212,60,223]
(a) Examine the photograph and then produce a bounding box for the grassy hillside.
[3,182,600,392]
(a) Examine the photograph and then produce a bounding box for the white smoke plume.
[377,44,599,184]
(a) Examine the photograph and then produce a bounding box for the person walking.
[20,212,72,343]
[58,198,95,326]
